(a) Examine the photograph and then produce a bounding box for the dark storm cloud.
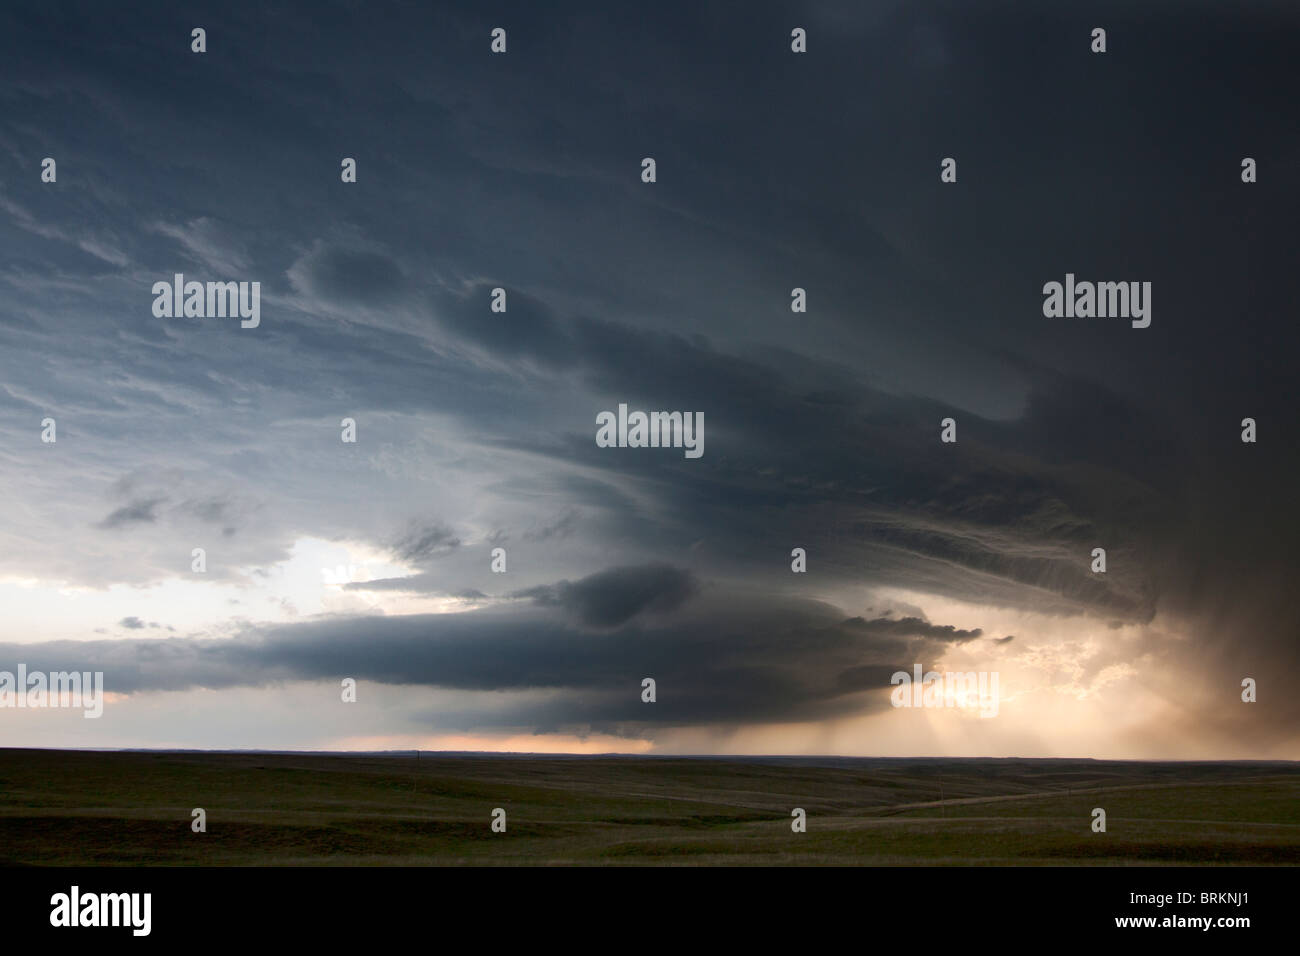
[841,616,982,643]
[434,287,578,369]
[0,585,984,728]
[348,562,701,629]
[514,563,699,628]
[289,243,408,305]
[474,316,1172,620]
[1,1,1297,750]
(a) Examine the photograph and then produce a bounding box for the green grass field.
[1,749,1296,865]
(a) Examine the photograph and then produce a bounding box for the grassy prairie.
[0,749,1296,865]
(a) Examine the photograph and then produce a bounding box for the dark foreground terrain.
[0,749,1296,865]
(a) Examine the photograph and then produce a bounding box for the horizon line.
[3,746,1298,764]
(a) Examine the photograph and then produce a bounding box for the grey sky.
[1,0,1296,756]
